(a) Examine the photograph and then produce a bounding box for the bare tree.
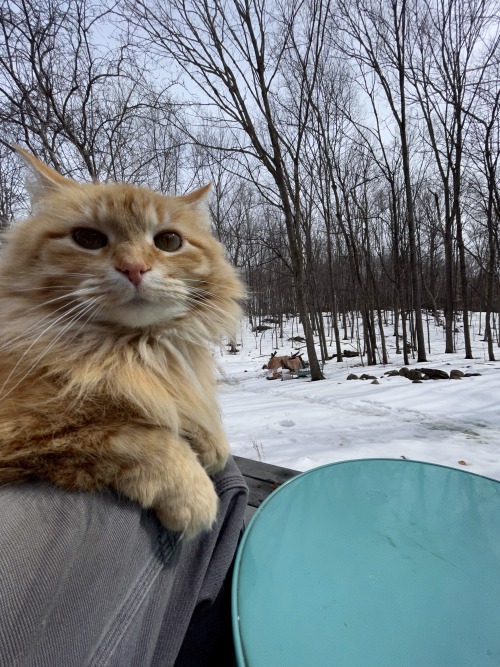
[0,142,26,226]
[466,56,500,360]
[334,0,428,362]
[126,0,331,379]
[0,0,178,184]
[407,0,500,358]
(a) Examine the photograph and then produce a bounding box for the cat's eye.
[154,231,183,252]
[72,228,108,250]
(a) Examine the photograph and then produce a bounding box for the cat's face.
[3,149,244,336]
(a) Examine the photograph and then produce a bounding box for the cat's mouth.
[128,294,151,306]
[101,292,189,329]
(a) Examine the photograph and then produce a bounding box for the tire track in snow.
[222,381,500,446]
[229,382,426,421]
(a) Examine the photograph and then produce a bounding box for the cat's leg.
[110,425,219,538]
[0,423,219,538]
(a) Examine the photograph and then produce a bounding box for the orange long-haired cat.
[0,147,244,538]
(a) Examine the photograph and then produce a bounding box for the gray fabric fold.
[0,456,248,667]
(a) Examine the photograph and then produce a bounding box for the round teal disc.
[232,459,500,666]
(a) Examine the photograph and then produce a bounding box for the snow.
[216,314,500,480]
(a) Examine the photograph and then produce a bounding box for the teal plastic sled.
[232,459,500,666]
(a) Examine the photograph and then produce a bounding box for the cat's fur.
[0,147,244,538]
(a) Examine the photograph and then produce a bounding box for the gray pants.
[0,456,248,666]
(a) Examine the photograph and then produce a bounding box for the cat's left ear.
[12,145,76,201]
[181,183,212,208]
[179,183,212,228]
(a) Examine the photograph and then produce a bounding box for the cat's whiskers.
[55,301,106,414]
[47,273,96,280]
[0,293,95,353]
[182,296,228,331]
[184,285,243,304]
[0,297,103,399]
[7,287,95,318]
[183,293,221,312]
[183,286,223,305]
[0,298,101,392]
[181,278,230,289]
[0,303,78,354]
[11,285,93,291]
[183,292,233,319]
[183,286,211,298]
[189,304,227,327]
[51,300,104,355]
[46,299,104,354]
[185,283,252,300]
[183,278,250,298]
[186,292,233,313]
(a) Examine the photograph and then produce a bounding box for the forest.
[0,0,499,379]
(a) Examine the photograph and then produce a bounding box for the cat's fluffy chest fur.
[0,147,244,538]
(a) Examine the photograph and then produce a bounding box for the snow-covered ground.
[216,313,500,480]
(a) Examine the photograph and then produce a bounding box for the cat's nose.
[116,262,150,286]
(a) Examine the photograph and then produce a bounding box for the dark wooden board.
[233,455,299,524]
[233,455,298,487]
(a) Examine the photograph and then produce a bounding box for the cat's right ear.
[12,145,76,201]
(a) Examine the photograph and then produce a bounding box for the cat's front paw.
[198,439,229,475]
[154,468,219,539]
[185,428,229,475]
